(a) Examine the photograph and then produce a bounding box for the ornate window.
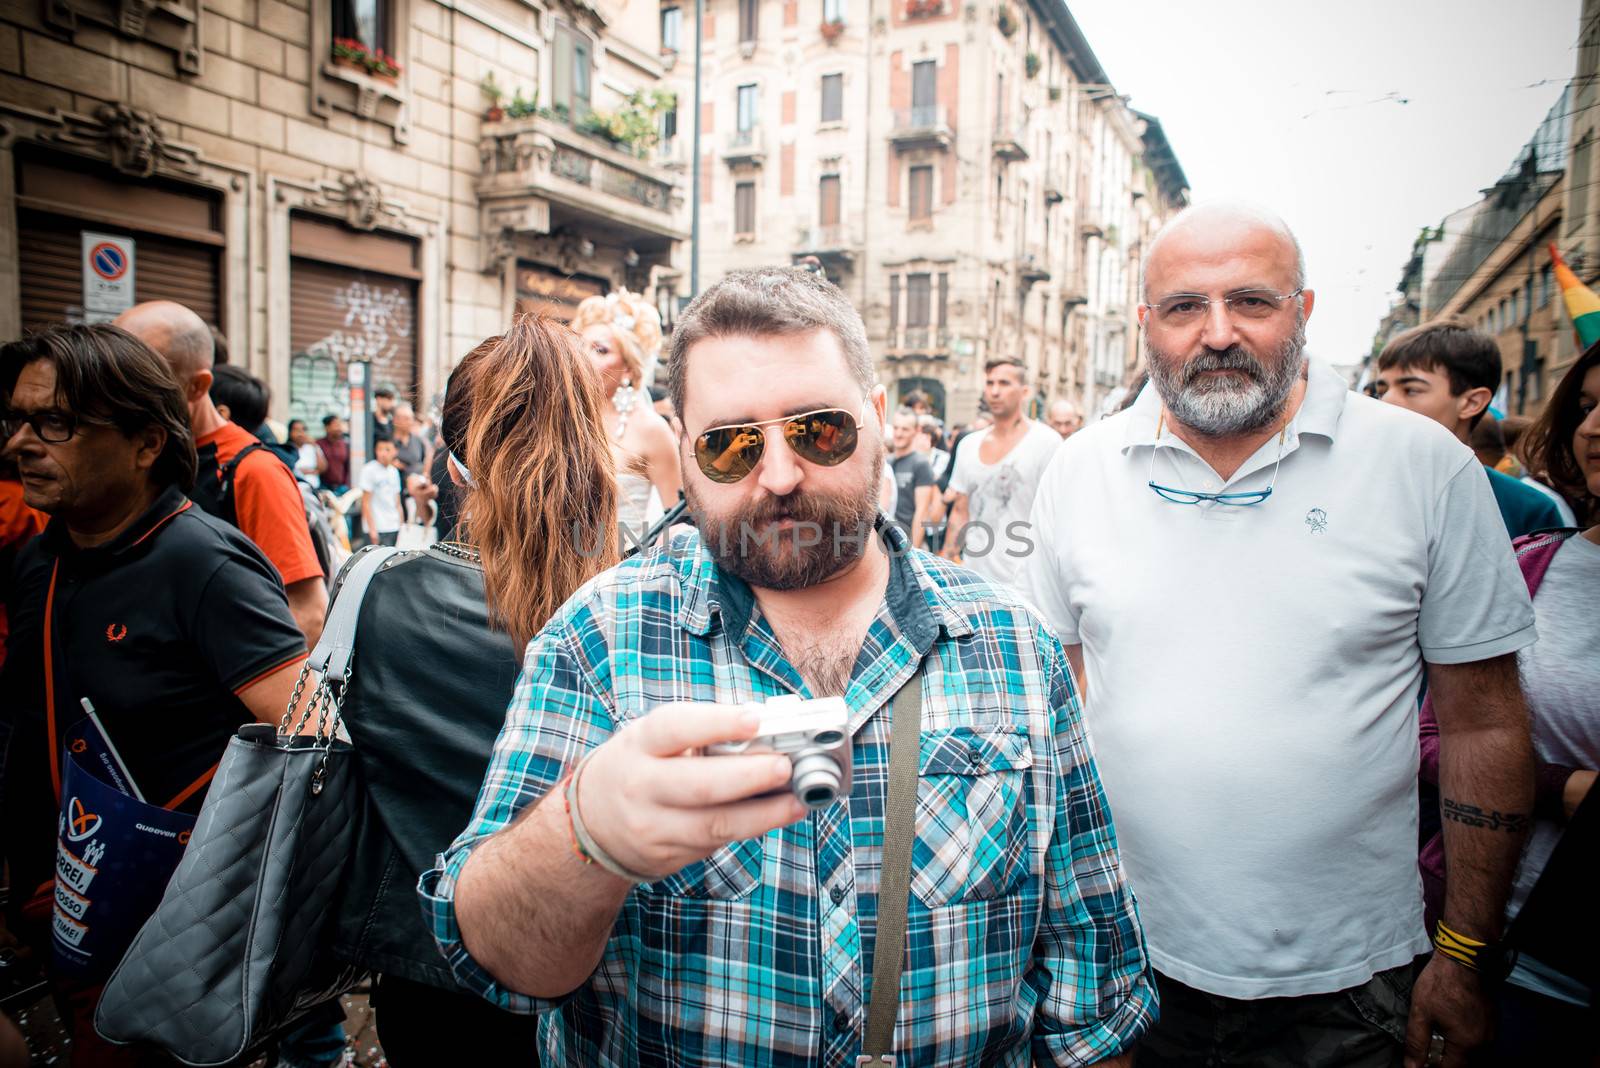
[313,0,411,143]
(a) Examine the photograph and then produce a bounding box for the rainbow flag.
[1550,242,1600,349]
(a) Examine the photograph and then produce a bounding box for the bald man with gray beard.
[1024,203,1537,1068]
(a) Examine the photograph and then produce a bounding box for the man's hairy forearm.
[455,791,632,998]
[1430,655,1534,941]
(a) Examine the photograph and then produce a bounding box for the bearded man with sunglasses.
[423,267,1156,1066]
[1024,203,1537,1068]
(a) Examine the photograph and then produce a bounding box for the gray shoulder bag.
[95,545,401,1066]
[857,660,923,1067]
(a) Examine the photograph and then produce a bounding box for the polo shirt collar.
[40,483,192,567]
[678,515,971,647]
[1121,357,1350,453]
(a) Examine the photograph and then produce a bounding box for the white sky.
[1068,0,1583,365]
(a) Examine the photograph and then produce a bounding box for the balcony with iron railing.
[792,223,860,270]
[1019,251,1050,286]
[885,325,952,357]
[723,125,767,165]
[992,123,1028,162]
[889,106,953,151]
[477,113,685,245]
[1058,269,1088,307]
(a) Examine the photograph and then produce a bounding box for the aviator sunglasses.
[693,406,864,483]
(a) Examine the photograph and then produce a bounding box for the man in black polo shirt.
[0,324,306,1062]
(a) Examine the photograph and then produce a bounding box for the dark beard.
[686,451,882,592]
[1145,325,1306,437]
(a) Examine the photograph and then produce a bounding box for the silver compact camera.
[705,695,852,809]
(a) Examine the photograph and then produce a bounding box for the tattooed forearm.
[1442,798,1530,833]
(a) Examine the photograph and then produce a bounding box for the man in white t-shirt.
[1023,202,1537,1067]
[942,356,1059,592]
[358,437,404,547]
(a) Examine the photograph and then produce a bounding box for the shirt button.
[832,1010,850,1033]
[830,884,846,905]
[967,743,984,767]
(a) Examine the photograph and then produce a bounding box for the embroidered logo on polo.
[1305,508,1329,535]
[105,623,127,643]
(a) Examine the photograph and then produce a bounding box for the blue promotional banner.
[52,717,195,983]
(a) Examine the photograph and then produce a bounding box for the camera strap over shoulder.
[858,657,925,1067]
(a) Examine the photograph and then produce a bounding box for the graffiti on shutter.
[288,353,343,426]
[306,280,413,379]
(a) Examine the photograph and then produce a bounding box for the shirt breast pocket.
[646,837,764,901]
[910,726,1034,908]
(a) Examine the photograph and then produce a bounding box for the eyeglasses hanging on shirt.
[1146,412,1289,507]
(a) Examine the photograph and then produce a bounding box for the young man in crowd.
[114,301,327,645]
[889,407,937,547]
[317,414,351,495]
[0,324,306,1061]
[359,437,404,547]
[941,356,1060,593]
[1025,202,1537,1067]
[422,267,1156,1066]
[371,386,396,443]
[1375,318,1567,537]
[288,418,326,488]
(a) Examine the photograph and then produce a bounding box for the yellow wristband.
[1433,921,1486,970]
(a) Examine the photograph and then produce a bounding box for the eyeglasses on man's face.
[1144,288,1304,329]
[1,407,96,445]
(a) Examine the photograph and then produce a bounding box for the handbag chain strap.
[278,546,402,792]
[857,658,924,1067]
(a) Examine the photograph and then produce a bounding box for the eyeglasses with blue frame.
[1146,415,1289,507]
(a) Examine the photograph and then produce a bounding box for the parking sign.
[82,232,136,322]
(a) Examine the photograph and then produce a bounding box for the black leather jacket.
[331,546,522,989]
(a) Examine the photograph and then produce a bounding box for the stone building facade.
[661,0,1187,421]
[1371,84,1577,416]
[0,0,686,450]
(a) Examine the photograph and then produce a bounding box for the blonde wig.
[568,289,664,386]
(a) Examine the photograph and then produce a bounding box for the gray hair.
[1140,201,1307,303]
[667,267,874,423]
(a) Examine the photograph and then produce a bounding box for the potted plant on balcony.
[905,0,942,17]
[1024,51,1041,79]
[573,89,678,158]
[506,88,539,119]
[820,18,845,41]
[996,3,1018,36]
[481,72,506,122]
[1048,85,1062,102]
[332,37,402,83]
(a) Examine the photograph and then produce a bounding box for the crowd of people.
[0,200,1594,1068]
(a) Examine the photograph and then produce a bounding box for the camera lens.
[811,729,844,746]
[791,752,843,808]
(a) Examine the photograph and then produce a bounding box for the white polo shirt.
[1022,360,1536,999]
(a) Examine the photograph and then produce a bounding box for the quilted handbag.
[94,546,401,1065]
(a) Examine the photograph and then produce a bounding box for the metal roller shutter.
[17,210,220,333]
[288,257,418,423]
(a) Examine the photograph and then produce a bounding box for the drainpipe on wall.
[690,0,704,297]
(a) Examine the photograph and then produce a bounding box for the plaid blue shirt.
[420,523,1156,1066]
